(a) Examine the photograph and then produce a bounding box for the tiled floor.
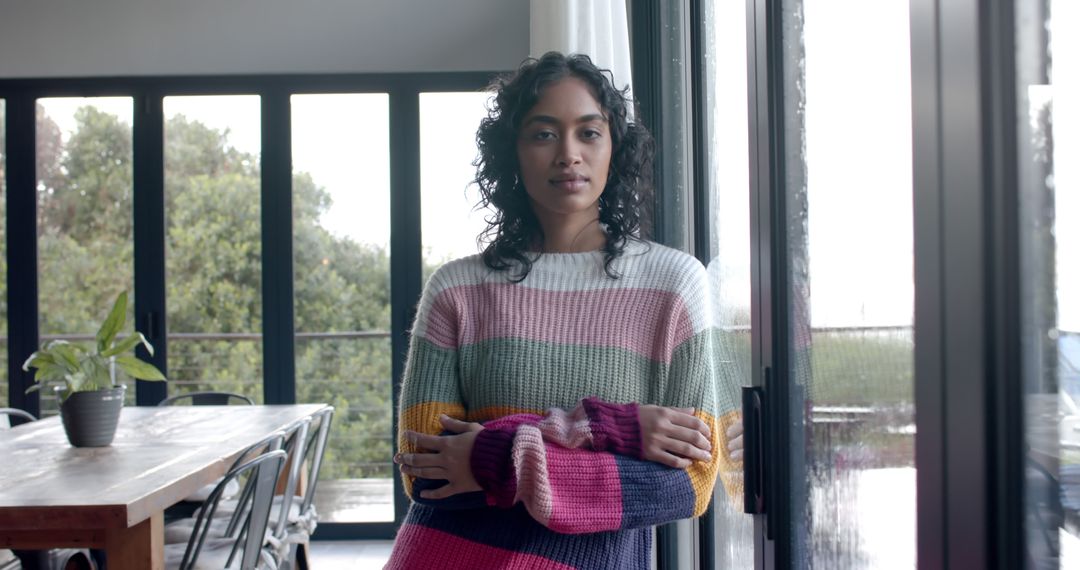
[308,540,394,569]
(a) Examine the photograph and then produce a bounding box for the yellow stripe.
[399,401,467,497]
[686,409,743,516]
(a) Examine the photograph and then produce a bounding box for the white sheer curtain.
[529,0,634,101]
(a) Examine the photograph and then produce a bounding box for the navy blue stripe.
[614,454,696,528]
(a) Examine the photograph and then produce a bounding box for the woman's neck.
[536,216,606,253]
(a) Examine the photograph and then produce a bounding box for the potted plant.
[22,291,166,447]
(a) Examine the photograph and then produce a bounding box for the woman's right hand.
[638,405,713,468]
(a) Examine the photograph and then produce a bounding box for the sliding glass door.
[1019,1,1080,567]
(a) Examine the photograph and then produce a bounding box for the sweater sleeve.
[468,330,739,534]
[408,396,645,511]
[398,267,475,506]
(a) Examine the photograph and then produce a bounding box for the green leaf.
[96,291,128,353]
[81,358,111,391]
[34,362,65,383]
[49,343,82,373]
[22,351,56,372]
[101,332,149,358]
[24,384,41,395]
[66,371,88,392]
[115,355,166,381]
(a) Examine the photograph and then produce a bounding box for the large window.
[703,0,754,566]
[419,92,490,273]
[1020,0,1080,566]
[36,97,136,414]
[780,0,915,567]
[163,95,263,404]
[291,93,394,524]
[0,75,492,540]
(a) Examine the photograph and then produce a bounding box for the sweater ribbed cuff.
[470,427,518,508]
[582,397,642,458]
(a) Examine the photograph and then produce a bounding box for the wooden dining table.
[0,403,329,570]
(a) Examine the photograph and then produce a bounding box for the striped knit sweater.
[386,241,741,570]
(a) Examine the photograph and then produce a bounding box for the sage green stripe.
[457,338,663,411]
[400,338,461,409]
[669,329,738,416]
[459,333,725,416]
[402,330,734,417]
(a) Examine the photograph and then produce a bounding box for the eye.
[531,130,557,141]
[581,128,604,140]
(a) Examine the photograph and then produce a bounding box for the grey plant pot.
[60,385,126,447]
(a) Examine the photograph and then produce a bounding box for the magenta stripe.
[421,283,696,362]
[385,525,576,570]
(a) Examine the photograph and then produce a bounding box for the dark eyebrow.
[522,113,608,127]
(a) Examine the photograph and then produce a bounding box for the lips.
[550,174,590,191]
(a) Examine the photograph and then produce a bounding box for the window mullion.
[133,91,168,406]
[5,93,39,415]
[261,89,295,405]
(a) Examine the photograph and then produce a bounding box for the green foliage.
[807,331,914,406]
[23,292,165,401]
[157,109,393,479]
[37,105,135,337]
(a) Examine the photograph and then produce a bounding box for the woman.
[387,52,741,569]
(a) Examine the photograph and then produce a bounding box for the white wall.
[0,0,529,77]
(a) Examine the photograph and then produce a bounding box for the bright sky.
[41,92,491,264]
[31,2,1078,331]
[1052,0,1079,333]
[803,0,915,328]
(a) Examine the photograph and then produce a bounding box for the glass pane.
[1020,1,1080,567]
[36,97,136,415]
[0,98,6,408]
[291,93,393,523]
[782,1,915,567]
[419,92,490,276]
[704,0,754,565]
[164,95,262,403]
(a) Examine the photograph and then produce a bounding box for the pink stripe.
[385,525,576,570]
[422,283,695,362]
[512,425,554,525]
[544,446,623,533]
[537,404,594,449]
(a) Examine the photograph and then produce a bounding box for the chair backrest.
[220,430,289,537]
[157,391,255,406]
[263,418,310,535]
[297,406,334,514]
[0,408,36,428]
[179,447,288,570]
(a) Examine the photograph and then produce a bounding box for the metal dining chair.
[164,446,289,570]
[158,391,256,406]
[164,419,312,570]
[278,406,335,570]
[0,407,35,428]
[167,408,332,570]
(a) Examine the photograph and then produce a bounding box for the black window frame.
[662,0,1030,568]
[0,71,498,539]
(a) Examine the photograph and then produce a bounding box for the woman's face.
[516,77,612,226]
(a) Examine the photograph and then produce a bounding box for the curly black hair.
[473,51,655,279]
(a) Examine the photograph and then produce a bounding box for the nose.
[555,137,582,166]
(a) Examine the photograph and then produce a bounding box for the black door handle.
[743,385,766,515]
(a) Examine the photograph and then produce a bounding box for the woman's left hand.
[395,414,484,499]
